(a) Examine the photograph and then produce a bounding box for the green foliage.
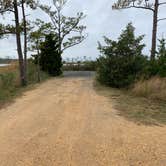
[40,34,62,76]
[144,38,166,78]
[157,38,166,77]
[97,23,147,88]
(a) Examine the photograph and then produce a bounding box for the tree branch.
[121,5,154,12]
[62,34,88,51]
[158,18,166,22]
[0,8,14,13]
[62,14,84,39]
[62,38,84,51]
[159,2,166,6]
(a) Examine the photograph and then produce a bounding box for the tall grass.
[132,77,166,101]
[0,61,49,108]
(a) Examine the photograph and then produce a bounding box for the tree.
[157,38,166,76]
[0,0,37,86]
[112,0,166,60]
[21,0,37,82]
[29,19,53,82]
[13,0,26,86]
[97,23,147,88]
[40,34,62,76]
[39,0,86,58]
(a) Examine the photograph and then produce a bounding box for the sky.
[0,0,165,60]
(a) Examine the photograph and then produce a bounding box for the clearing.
[0,71,165,166]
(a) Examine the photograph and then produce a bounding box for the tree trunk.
[57,9,62,57]
[13,0,26,86]
[151,0,159,60]
[21,0,27,83]
[37,40,41,83]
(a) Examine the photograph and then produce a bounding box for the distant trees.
[112,0,166,60]
[40,34,62,76]
[39,0,86,58]
[97,23,147,88]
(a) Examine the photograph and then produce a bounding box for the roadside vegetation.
[95,82,166,125]
[0,0,86,86]
[0,62,49,109]
[0,0,86,108]
[0,0,165,125]
[96,23,166,125]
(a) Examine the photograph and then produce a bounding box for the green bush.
[143,38,166,78]
[97,23,147,88]
[40,34,62,76]
[157,38,166,77]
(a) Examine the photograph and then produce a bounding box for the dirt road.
[0,72,165,166]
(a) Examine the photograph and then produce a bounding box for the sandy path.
[0,75,165,166]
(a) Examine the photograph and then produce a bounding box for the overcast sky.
[0,0,165,60]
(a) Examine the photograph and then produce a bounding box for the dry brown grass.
[132,77,166,101]
[0,62,49,109]
[94,81,166,125]
[0,62,18,74]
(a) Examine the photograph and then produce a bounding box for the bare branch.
[62,37,84,51]
[0,8,14,13]
[112,0,154,12]
[159,2,166,6]
[62,13,85,39]
[62,33,88,51]
[158,18,166,22]
[121,5,154,12]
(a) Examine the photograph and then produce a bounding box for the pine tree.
[112,0,166,60]
[157,38,166,76]
[97,23,147,88]
[40,34,62,76]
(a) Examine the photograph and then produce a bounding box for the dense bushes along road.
[96,23,166,101]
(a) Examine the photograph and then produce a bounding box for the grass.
[94,81,166,125]
[132,77,166,102]
[0,61,49,109]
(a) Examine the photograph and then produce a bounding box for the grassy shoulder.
[94,81,166,125]
[0,62,49,109]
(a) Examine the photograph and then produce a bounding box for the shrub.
[157,38,166,77]
[143,38,166,78]
[40,34,62,76]
[97,23,147,88]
